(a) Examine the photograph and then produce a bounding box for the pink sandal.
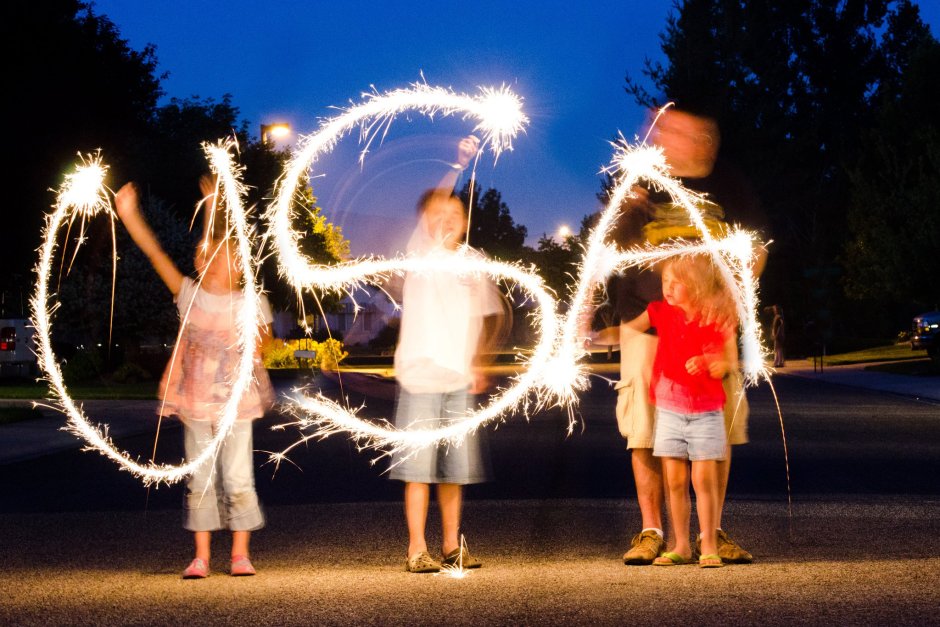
[230,555,256,576]
[182,558,209,579]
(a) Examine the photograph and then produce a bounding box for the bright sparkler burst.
[32,141,265,486]
[57,152,111,218]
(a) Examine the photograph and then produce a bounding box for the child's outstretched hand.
[114,183,140,221]
[456,135,481,170]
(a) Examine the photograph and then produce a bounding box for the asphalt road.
[1,375,939,625]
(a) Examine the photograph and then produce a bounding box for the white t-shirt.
[394,235,502,394]
[176,276,274,329]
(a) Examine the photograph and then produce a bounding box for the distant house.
[306,286,400,346]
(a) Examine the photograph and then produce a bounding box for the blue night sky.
[91,1,940,255]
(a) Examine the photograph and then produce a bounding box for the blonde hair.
[663,254,732,318]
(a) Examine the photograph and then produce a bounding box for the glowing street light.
[557,224,572,240]
[260,122,291,145]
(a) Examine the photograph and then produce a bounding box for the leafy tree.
[55,194,195,347]
[624,0,935,341]
[530,234,580,299]
[132,95,250,219]
[459,183,528,259]
[5,0,162,294]
[8,3,350,348]
[842,36,940,316]
[266,180,350,314]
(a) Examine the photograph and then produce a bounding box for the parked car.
[912,311,940,362]
[0,318,37,377]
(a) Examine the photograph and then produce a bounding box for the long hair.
[664,254,732,320]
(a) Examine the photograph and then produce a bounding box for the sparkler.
[436,535,474,579]
[32,141,264,485]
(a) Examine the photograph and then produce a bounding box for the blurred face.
[661,264,691,312]
[423,196,467,249]
[195,240,241,290]
[650,110,718,177]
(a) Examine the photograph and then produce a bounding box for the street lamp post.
[260,122,291,145]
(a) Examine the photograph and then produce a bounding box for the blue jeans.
[388,388,492,484]
[183,420,264,532]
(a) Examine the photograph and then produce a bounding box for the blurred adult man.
[598,106,767,565]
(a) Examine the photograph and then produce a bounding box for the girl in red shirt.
[621,254,736,568]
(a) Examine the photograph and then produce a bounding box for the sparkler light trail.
[34,87,772,482]
[560,137,770,390]
[32,142,265,485]
[269,88,771,460]
[268,81,528,297]
[264,82,582,459]
[267,84,572,461]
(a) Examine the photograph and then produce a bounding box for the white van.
[0,319,37,377]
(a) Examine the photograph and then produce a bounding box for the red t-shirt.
[647,300,728,413]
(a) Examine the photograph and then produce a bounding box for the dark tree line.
[625,0,939,345]
[4,1,345,358]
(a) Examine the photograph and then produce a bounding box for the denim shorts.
[388,387,492,485]
[653,407,727,461]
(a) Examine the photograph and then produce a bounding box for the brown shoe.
[622,530,665,565]
[697,530,753,564]
[405,551,441,573]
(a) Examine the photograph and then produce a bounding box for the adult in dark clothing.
[593,107,768,566]
[771,305,786,367]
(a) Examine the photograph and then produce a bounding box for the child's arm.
[435,136,480,192]
[114,183,184,296]
[585,310,650,348]
[688,334,737,379]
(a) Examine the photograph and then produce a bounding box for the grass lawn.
[821,343,927,366]
[0,381,158,400]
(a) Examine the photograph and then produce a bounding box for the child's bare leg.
[691,460,720,557]
[662,457,691,558]
[404,482,431,557]
[232,530,250,558]
[194,531,211,562]
[437,483,462,555]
